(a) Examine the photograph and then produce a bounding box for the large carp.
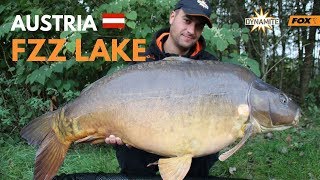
[21,57,300,180]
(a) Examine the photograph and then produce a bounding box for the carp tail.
[21,110,71,180]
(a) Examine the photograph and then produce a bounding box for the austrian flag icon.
[102,13,125,29]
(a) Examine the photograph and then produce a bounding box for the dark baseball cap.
[174,0,213,28]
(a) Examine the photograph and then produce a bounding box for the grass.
[1,112,319,180]
[210,126,320,179]
[0,138,120,179]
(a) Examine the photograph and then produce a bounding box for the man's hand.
[105,135,124,145]
[105,135,131,147]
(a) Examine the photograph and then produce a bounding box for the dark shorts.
[115,145,219,177]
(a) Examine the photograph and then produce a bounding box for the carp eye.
[279,93,288,104]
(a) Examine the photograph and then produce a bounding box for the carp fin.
[75,135,105,144]
[90,139,106,144]
[218,123,253,161]
[158,154,192,180]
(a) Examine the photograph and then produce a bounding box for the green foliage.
[305,75,320,106]
[0,73,50,132]
[222,53,261,77]
[202,23,260,76]
[203,24,250,52]
[304,103,320,128]
[0,22,13,39]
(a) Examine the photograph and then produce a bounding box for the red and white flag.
[102,13,125,29]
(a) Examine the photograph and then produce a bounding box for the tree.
[299,0,320,103]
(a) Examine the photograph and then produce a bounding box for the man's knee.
[115,146,160,176]
[187,153,219,177]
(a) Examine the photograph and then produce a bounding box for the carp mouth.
[255,108,300,133]
[259,124,292,132]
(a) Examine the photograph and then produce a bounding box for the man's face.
[169,9,206,50]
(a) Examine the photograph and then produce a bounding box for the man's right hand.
[105,134,124,145]
[105,135,131,147]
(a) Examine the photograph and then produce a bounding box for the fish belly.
[102,95,247,158]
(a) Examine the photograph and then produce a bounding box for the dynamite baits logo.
[10,14,146,62]
[245,7,279,33]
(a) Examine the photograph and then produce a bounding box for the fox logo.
[288,15,320,26]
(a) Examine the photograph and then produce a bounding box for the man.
[106,0,219,177]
